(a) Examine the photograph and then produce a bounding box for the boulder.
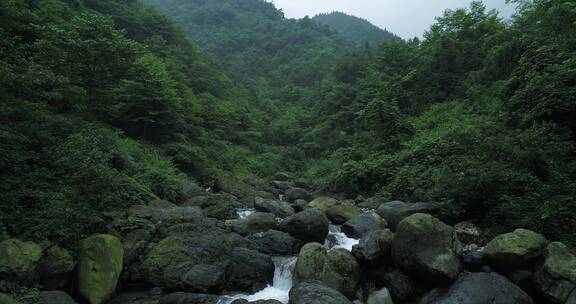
[232,300,283,304]
[295,243,361,298]
[289,280,352,304]
[376,201,436,231]
[108,292,162,304]
[484,229,548,270]
[255,198,295,218]
[39,245,76,290]
[568,290,576,304]
[141,231,234,291]
[352,229,394,263]
[367,288,394,304]
[286,187,313,202]
[308,197,339,212]
[326,203,362,225]
[292,199,309,212]
[272,181,294,191]
[216,175,257,205]
[159,292,220,304]
[534,242,576,303]
[148,199,178,209]
[183,194,240,220]
[247,230,301,256]
[232,212,278,236]
[39,291,78,304]
[0,239,43,284]
[391,214,462,283]
[0,293,18,304]
[357,196,388,210]
[278,209,329,243]
[420,272,533,304]
[78,234,124,304]
[225,247,275,292]
[374,269,416,302]
[342,212,386,239]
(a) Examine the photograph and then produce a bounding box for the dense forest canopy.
[1,0,576,302]
[313,12,399,47]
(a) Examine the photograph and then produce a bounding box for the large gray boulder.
[484,229,548,270]
[159,292,220,304]
[420,272,533,304]
[289,280,352,304]
[342,212,386,239]
[376,201,436,231]
[255,198,295,218]
[225,247,275,293]
[182,194,240,220]
[0,239,43,285]
[231,212,278,236]
[391,214,462,283]
[247,230,301,256]
[352,229,394,263]
[278,209,329,243]
[534,242,576,303]
[326,203,362,225]
[295,243,361,298]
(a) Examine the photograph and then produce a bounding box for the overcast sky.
[269,0,517,39]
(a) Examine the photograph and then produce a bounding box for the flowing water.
[220,210,361,303]
[324,225,360,251]
[218,256,297,304]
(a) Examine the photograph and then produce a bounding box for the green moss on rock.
[0,239,43,284]
[484,228,548,269]
[77,234,123,304]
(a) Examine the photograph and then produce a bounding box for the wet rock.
[484,229,548,270]
[367,287,394,304]
[292,199,309,212]
[534,242,576,303]
[232,300,283,304]
[278,209,329,243]
[225,247,275,293]
[0,238,43,284]
[391,214,462,283]
[232,212,278,236]
[109,292,162,304]
[255,198,295,218]
[39,291,78,304]
[289,280,352,304]
[460,249,485,272]
[377,269,416,302]
[286,187,313,202]
[77,234,124,304]
[342,212,386,239]
[420,272,533,304]
[272,181,294,191]
[352,229,394,263]
[247,230,301,256]
[376,201,436,231]
[357,196,388,210]
[182,264,226,293]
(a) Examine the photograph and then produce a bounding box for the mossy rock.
[77,234,123,304]
[534,242,576,302]
[0,293,18,304]
[295,243,361,298]
[40,246,76,290]
[484,228,548,269]
[326,203,362,225]
[308,197,338,212]
[147,199,177,209]
[0,238,43,284]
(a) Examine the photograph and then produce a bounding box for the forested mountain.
[143,0,350,92]
[313,12,399,46]
[2,0,576,303]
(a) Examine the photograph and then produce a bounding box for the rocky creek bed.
[1,176,576,304]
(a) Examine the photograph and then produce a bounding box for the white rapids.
[324,225,360,251]
[218,256,297,304]
[236,209,255,219]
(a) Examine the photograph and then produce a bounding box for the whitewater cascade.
[219,209,360,304]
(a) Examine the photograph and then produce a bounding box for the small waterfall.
[237,208,255,219]
[278,194,285,201]
[324,225,359,251]
[219,256,297,304]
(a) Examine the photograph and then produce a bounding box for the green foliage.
[313,12,399,46]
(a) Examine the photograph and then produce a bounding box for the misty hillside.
[1,0,576,303]
[313,12,399,46]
